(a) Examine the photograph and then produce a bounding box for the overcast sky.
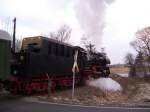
[0,0,150,64]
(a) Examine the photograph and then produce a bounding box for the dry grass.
[110,66,129,74]
[35,73,150,106]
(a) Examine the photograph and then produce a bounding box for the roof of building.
[0,30,11,41]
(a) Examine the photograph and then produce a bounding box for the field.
[110,66,129,74]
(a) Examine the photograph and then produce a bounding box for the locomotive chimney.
[12,17,16,52]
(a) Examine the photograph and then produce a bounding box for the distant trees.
[130,27,150,59]
[134,52,148,77]
[124,53,135,67]
[124,53,136,77]
[130,26,150,77]
[15,38,22,52]
[50,25,72,43]
[81,36,96,53]
[11,38,22,52]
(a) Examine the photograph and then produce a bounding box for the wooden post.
[46,73,51,97]
[72,70,75,99]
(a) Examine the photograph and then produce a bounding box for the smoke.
[74,0,114,49]
[88,78,122,92]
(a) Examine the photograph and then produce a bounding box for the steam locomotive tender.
[8,36,110,94]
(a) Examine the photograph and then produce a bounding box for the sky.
[0,0,150,64]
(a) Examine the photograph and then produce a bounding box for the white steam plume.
[88,78,122,92]
[74,0,114,49]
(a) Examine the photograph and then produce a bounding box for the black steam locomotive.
[7,36,110,94]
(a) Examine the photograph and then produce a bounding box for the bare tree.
[130,26,150,76]
[15,38,22,52]
[124,53,136,77]
[134,53,147,77]
[131,27,150,58]
[81,35,96,53]
[11,37,22,52]
[50,25,72,43]
[49,32,58,40]
[124,53,135,66]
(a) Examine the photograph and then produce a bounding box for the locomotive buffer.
[72,50,79,99]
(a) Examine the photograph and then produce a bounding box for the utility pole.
[13,17,16,52]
